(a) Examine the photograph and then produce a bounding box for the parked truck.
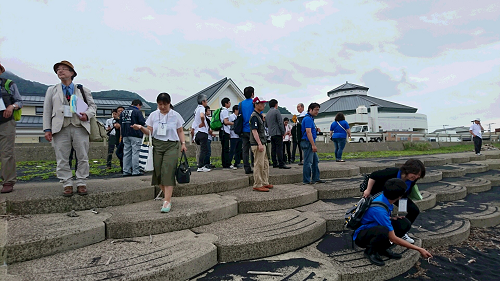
[349,125,383,143]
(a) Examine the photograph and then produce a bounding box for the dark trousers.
[241,132,254,172]
[394,198,420,224]
[230,138,242,165]
[355,218,411,253]
[196,131,209,168]
[271,135,285,167]
[107,134,117,167]
[473,136,482,154]
[291,140,302,162]
[283,141,291,163]
[220,131,231,168]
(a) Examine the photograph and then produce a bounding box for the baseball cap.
[474,118,481,122]
[253,97,268,104]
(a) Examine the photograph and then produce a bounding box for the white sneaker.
[230,165,237,170]
[402,233,414,244]
[197,167,211,172]
[476,153,482,155]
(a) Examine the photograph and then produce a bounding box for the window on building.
[35,106,44,115]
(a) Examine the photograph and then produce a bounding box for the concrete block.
[104,194,238,239]
[295,199,357,232]
[350,160,394,174]
[173,171,250,197]
[429,165,466,178]
[314,176,364,200]
[441,177,491,194]
[5,211,110,264]
[7,230,218,281]
[413,218,470,248]
[454,163,489,174]
[418,170,442,183]
[418,182,467,202]
[192,210,326,262]
[413,191,437,211]
[466,170,500,186]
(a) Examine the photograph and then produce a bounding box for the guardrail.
[320,132,500,143]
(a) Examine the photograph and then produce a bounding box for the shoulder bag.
[138,129,154,172]
[77,85,107,142]
[176,151,191,184]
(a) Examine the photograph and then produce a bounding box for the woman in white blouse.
[132,93,187,213]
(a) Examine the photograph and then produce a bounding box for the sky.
[1,0,499,132]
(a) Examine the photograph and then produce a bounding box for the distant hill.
[263,103,292,114]
[1,71,155,115]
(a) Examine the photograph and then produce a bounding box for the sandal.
[76,185,88,196]
[63,186,74,197]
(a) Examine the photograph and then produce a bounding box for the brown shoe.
[1,183,14,193]
[253,186,270,192]
[264,184,274,189]
[63,186,74,197]
[77,185,88,196]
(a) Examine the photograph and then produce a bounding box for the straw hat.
[0,63,5,74]
[53,60,77,78]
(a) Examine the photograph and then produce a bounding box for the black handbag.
[175,151,191,184]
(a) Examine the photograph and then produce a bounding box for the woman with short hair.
[132,93,187,213]
[329,112,351,162]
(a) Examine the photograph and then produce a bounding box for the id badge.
[157,123,167,136]
[64,105,72,117]
[398,198,408,213]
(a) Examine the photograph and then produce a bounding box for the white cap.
[474,118,481,121]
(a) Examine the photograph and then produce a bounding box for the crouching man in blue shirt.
[354,178,432,266]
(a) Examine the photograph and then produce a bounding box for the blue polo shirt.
[240,98,254,133]
[330,120,350,139]
[301,113,317,141]
[353,193,393,240]
[397,170,413,194]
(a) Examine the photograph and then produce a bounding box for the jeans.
[220,132,231,168]
[271,135,285,167]
[473,136,482,154]
[196,132,209,168]
[241,132,254,172]
[123,136,142,175]
[205,139,212,166]
[291,140,302,162]
[332,137,347,161]
[107,134,117,167]
[230,138,242,165]
[301,140,320,183]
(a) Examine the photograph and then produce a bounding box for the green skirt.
[151,138,180,187]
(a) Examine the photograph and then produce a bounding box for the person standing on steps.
[469,118,484,155]
[354,178,432,266]
[250,97,273,192]
[220,98,233,169]
[114,106,125,169]
[292,103,306,165]
[0,62,23,194]
[43,60,97,197]
[283,117,292,164]
[267,99,290,169]
[228,105,242,169]
[301,103,325,184]
[120,99,146,176]
[362,158,426,244]
[329,112,351,162]
[193,94,211,172]
[105,108,119,169]
[240,86,255,174]
[131,93,186,213]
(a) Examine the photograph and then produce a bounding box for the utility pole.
[487,123,495,132]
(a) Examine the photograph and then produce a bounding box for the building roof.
[319,94,417,115]
[16,115,109,128]
[327,81,369,95]
[432,126,470,133]
[173,77,230,125]
[21,95,151,110]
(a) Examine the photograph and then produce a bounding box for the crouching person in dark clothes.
[354,178,432,266]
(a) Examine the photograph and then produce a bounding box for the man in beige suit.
[43,61,97,196]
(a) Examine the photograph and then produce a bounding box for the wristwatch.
[12,104,18,110]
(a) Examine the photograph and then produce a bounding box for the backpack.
[344,192,389,230]
[359,173,371,192]
[0,78,22,121]
[233,102,244,135]
[210,107,223,130]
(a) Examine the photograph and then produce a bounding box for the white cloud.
[271,12,292,28]
[143,15,155,20]
[420,11,459,25]
[305,0,328,11]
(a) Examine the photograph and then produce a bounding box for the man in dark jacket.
[120,99,146,176]
[266,99,290,169]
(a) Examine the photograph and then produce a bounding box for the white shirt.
[145,109,184,142]
[221,107,230,134]
[192,105,208,134]
[283,123,292,141]
[469,123,482,138]
[229,113,239,139]
[298,111,306,117]
[105,118,116,136]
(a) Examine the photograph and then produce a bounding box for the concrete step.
[417,169,442,183]
[446,153,471,163]
[7,230,218,281]
[465,170,500,186]
[349,160,395,174]
[417,181,467,202]
[483,150,500,159]
[104,194,238,239]
[4,211,110,264]
[219,184,317,213]
[173,170,250,197]
[469,154,487,161]
[428,165,467,178]
[192,209,326,262]
[441,177,492,194]
[471,159,500,170]
[314,176,363,200]
[395,156,451,168]
[4,177,154,215]
[454,162,490,174]
[296,233,422,281]
[411,215,470,247]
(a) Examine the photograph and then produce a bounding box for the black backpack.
[359,173,371,192]
[344,192,389,230]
